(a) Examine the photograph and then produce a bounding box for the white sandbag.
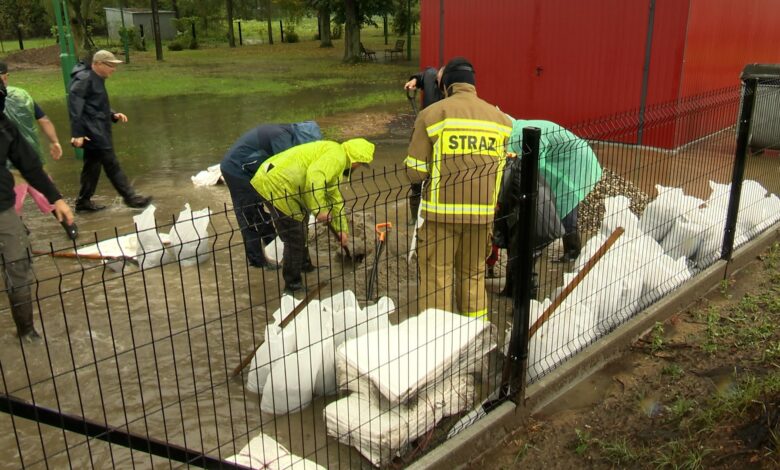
[736,181,770,236]
[133,205,170,269]
[322,291,392,346]
[324,375,475,467]
[692,205,727,269]
[168,204,212,266]
[228,433,326,470]
[191,168,222,187]
[573,233,607,272]
[77,233,138,259]
[261,342,323,415]
[241,433,289,468]
[600,196,640,237]
[564,248,645,331]
[660,212,705,259]
[246,295,301,394]
[639,185,703,243]
[338,309,492,405]
[223,454,263,469]
[264,236,284,265]
[754,194,780,234]
[260,299,333,415]
[638,255,691,310]
[527,299,598,382]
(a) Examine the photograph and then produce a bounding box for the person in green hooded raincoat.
[251,138,375,293]
[508,119,602,262]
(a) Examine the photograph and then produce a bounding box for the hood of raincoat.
[341,138,375,166]
[70,62,90,79]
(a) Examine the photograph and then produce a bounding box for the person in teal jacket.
[508,119,602,262]
[251,138,375,293]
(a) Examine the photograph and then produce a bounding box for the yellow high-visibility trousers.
[417,221,492,317]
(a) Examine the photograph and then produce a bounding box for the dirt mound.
[2,45,61,69]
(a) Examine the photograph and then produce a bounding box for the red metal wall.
[420,0,780,148]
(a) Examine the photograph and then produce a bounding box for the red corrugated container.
[420,0,780,148]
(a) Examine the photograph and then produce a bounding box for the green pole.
[406,0,412,61]
[52,0,82,159]
[52,0,77,94]
[119,1,130,63]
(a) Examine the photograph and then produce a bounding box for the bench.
[360,42,377,61]
[385,39,405,61]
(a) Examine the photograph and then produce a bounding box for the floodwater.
[2,90,780,469]
[1,92,416,470]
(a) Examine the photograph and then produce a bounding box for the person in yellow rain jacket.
[405,57,512,318]
[251,138,375,293]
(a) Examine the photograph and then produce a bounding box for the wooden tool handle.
[32,249,136,262]
[529,227,625,338]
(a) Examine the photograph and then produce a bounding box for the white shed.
[104,7,177,42]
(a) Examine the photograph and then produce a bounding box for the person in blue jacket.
[220,121,321,269]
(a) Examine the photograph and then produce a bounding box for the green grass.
[2,23,416,113]
[0,36,58,53]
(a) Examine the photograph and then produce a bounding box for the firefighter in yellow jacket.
[405,57,512,317]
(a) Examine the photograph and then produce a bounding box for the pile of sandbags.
[225,433,325,469]
[641,181,780,270]
[503,181,779,384]
[74,204,212,270]
[245,291,392,415]
[324,309,495,466]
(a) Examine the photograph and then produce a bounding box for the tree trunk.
[171,0,180,18]
[342,0,360,63]
[319,3,332,48]
[150,0,163,60]
[266,0,273,45]
[226,0,235,47]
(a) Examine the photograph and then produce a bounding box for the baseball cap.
[92,50,123,65]
[0,62,8,74]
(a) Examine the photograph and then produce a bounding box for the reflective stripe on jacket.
[405,83,512,225]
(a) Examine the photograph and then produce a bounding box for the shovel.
[366,222,392,300]
[407,88,419,117]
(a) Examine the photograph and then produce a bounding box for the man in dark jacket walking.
[68,50,151,212]
[220,121,322,269]
[1,81,75,341]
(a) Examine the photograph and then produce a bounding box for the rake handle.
[528,227,625,338]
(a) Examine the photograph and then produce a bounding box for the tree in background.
[0,0,50,45]
[331,0,393,63]
[226,0,235,47]
[391,0,418,36]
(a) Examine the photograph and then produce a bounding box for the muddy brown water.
[2,95,780,469]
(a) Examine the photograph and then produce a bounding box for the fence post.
[721,77,758,261]
[501,126,540,403]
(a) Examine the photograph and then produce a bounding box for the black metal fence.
[2,74,780,468]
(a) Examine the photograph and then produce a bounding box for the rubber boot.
[556,232,582,263]
[10,293,40,341]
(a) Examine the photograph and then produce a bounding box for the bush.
[119,27,145,51]
[167,41,183,51]
[285,31,299,43]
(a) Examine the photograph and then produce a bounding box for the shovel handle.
[375,222,393,242]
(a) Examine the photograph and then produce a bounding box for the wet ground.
[2,92,780,469]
